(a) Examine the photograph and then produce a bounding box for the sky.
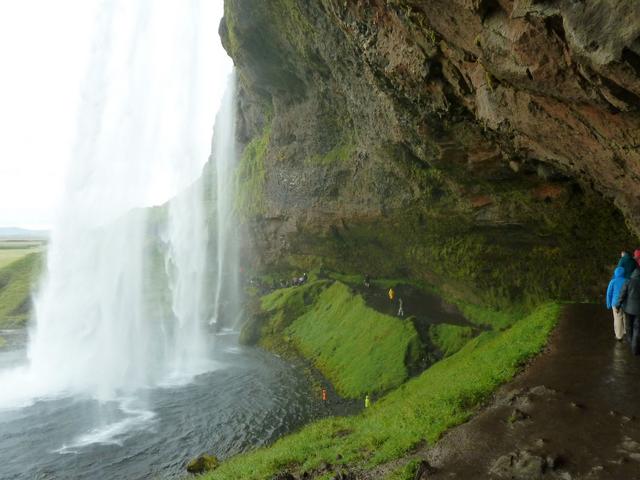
[0,0,231,229]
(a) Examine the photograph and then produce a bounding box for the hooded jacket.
[607,267,627,309]
[616,269,640,315]
[618,252,637,279]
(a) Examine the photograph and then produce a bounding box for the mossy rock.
[186,454,219,474]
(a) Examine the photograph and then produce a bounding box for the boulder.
[186,454,219,474]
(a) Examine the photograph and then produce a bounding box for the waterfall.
[0,0,232,412]
[210,72,242,328]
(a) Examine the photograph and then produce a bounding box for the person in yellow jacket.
[388,288,395,301]
[365,394,371,408]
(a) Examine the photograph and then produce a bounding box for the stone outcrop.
[220,0,640,306]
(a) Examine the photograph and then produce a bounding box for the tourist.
[364,274,371,288]
[397,297,404,317]
[634,249,640,268]
[619,251,638,278]
[616,269,640,355]
[388,288,395,301]
[364,394,371,409]
[606,267,627,340]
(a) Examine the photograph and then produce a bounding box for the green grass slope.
[0,241,43,269]
[429,323,475,357]
[203,303,561,480]
[0,252,42,328]
[255,281,421,399]
[287,282,421,398]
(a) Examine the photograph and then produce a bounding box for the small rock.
[629,453,640,462]
[509,408,531,423]
[333,471,355,480]
[271,474,295,480]
[509,160,520,172]
[529,385,555,396]
[490,450,546,479]
[186,454,219,474]
[621,437,640,451]
[569,401,585,409]
[546,454,563,470]
[414,460,437,479]
[534,438,547,448]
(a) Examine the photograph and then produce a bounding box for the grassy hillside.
[0,252,42,328]
[0,241,43,269]
[255,280,421,398]
[287,282,421,398]
[429,323,475,357]
[204,303,561,479]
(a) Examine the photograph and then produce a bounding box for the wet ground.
[390,303,640,479]
[353,283,471,327]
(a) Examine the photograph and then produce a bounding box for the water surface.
[0,330,326,480]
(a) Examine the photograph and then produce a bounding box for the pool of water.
[0,329,329,480]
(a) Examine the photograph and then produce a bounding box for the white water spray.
[0,0,233,413]
[210,73,242,328]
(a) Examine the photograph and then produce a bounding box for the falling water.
[210,73,242,328]
[0,0,228,414]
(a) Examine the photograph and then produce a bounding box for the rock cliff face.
[221,0,639,307]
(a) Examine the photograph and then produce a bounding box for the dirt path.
[368,303,640,479]
[353,283,472,327]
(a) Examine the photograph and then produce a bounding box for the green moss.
[186,454,220,474]
[224,0,315,72]
[287,282,421,398]
[295,178,635,310]
[203,303,561,480]
[257,280,330,354]
[305,140,356,166]
[429,324,475,357]
[235,123,271,219]
[384,460,421,480]
[0,252,42,328]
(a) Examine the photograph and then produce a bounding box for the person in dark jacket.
[618,251,637,279]
[616,269,640,355]
[607,267,627,340]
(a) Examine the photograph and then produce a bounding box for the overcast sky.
[0,0,231,229]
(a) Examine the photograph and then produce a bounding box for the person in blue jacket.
[616,269,640,354]
[617,251,637,279]
[607,266,627,340]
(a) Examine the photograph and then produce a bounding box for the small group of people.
[606,250,640,354]
[278,272,308,288]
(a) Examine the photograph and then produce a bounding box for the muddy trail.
[352,283,471,327]
[347,283,482,356]
[366,303,640,480]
